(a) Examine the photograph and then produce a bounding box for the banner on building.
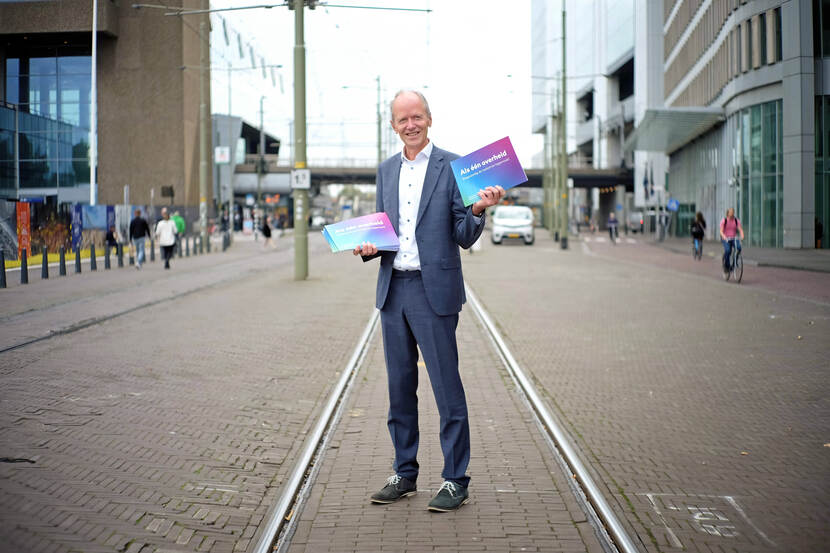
[16,201,31,259]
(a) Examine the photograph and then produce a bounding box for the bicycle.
[722,238,743,283]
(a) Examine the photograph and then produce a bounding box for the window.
[774,7,782,61]
[746,19,753,71]
[759,12,767,64]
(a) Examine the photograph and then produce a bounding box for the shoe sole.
[427,497,470,512]
[369,490,416,504]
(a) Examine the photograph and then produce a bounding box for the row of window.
[670,7,782,107]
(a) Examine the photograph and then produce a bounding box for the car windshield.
[494,207,532,220]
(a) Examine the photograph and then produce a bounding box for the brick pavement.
[0,234,376,553]
[462,231,830,553]
[286,312,609,553]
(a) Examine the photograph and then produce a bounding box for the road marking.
[640,492,776,548]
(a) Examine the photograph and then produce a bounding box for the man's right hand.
[353,242,378,257]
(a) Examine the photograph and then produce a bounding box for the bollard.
[90,243,97,271]
[105,245,111,270]
[177,238,182,258]
[74,247,82,274]
[199,236,204,255]
[222,232,228,251]
[150,239,155,262]
[206,235,211,253]
[186,236,190,257]
[20,249,28,284]
[41,246,49,279]
[0,249,5,288]
[129,246,135,265]
[117,244,124,268]
[59,246,67,276]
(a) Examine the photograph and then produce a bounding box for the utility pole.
[90,0,98,205]
[199,10,209,252]
[376,75,382,167]
[293,0,309,280]
[559,2,568,249]
[227,61,233,242]
[258,95,265,207]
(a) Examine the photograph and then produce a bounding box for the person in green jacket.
[171,211,185,251]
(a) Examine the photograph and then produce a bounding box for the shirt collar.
[400,141,433,164]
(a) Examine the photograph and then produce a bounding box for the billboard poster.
[106,205,115,232]
[71,204,83,250]
[16,201,31,259]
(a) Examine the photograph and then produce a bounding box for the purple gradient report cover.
[450,136,528,206]
[322,212,400,253]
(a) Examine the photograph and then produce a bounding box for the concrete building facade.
[627,0,827,249]
[0,0,212,209]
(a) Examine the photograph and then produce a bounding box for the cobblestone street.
[1,230,828,553]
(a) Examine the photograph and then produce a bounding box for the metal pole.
[90,0,98,205]
[258,95,265,207]
[228,61,234,243]
[199,13,209,259]
[376,75,382,167]
[560,3,568,249]
[293,0,309,280]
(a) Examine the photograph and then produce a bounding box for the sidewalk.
[649,235,830,272]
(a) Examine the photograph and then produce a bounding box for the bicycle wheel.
[734,251,743,283]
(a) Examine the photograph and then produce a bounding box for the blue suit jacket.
[367,146,486,316]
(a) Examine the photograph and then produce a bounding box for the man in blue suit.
[354,90,504,511]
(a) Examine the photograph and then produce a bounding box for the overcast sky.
[209,0,542,167]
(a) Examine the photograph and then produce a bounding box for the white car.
[491,205,534,245]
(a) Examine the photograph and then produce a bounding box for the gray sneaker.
[370,474,417,504]
[427,481,469,512]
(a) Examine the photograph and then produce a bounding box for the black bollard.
[186,236,190,257]
[206,234,211,253]
[105,245,111,270]
[41,246,49,279]
[199,236,204,255]
[117,244,124,268]
[59,246,67,276]
[150,239,155,262]
[20,249,28,284]
[128,246,134,265]
[177,238,182,258]
[0,250,5,288]
[90,243,97,271]
[74,247,81,274]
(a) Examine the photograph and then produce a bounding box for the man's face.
[390,93,431,156]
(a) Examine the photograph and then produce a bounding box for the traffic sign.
[291,169,311,189]
[667,198,680,212]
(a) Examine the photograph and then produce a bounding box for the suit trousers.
[380,269,471,488]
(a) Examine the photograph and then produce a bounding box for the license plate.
[507,233,520,238]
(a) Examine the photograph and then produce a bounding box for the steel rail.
[465,285,642,553]
[252,309,379,553]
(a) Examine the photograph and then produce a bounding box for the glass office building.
[1,38,91,200]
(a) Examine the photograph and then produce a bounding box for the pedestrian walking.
[129,209,151,269]
[171,210,186,250]
[607,212,619,243]
[261,215,273,249]
[353,90,505,512]
[155,208,178,269]
[105,224,118,256]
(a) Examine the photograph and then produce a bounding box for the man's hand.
[471,186,506,216]
[353,242,378,257]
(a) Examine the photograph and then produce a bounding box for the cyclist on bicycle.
[719,207,744,277]
[690,212,706,259]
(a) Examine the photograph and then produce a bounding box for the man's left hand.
[471,186,506,216]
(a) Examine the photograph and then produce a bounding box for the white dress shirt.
[393,141,433,271]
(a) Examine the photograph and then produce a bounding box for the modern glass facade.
[815,96,830,248]
[730,100,783,248]
[2,42,91,196]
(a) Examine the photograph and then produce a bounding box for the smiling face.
[390,91,432,160]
